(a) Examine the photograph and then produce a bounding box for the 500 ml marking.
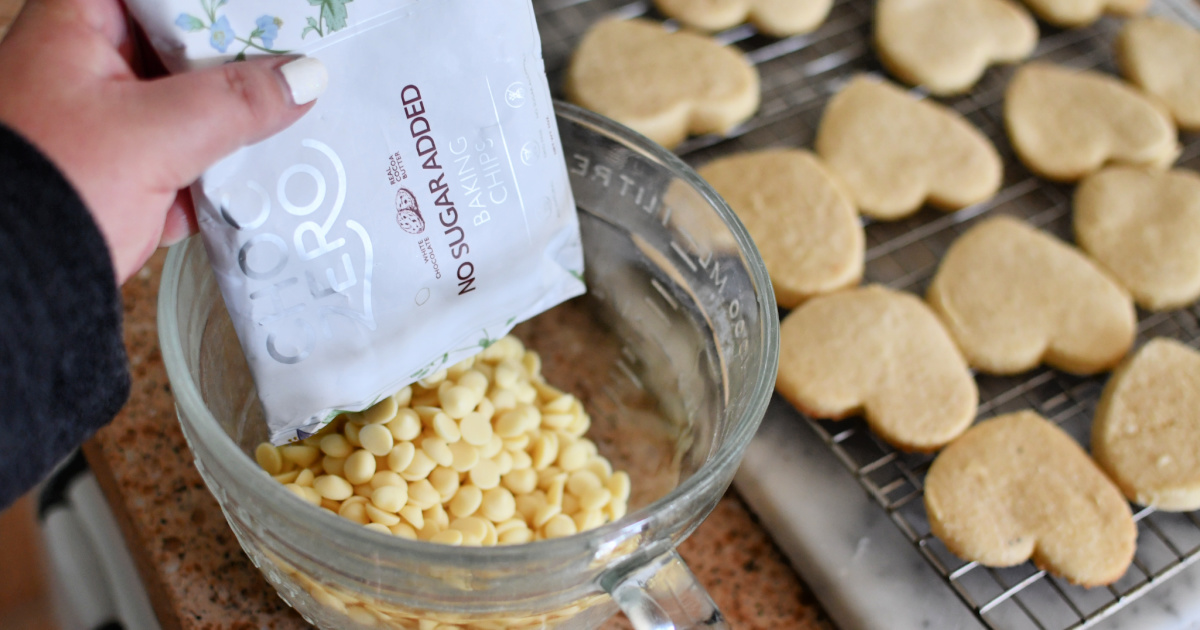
[569,153,751,359]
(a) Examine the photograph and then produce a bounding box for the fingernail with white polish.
[280,57,329,105]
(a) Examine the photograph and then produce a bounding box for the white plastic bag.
[126,0,585,444]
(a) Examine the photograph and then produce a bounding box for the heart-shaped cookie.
[776,285,978,452]
[927,216,1136,375]
[1004,63,1179,182]
[565,19,760,149]
[697,149,863,308]
[1094,338,1200,511]
[653,0,833,37]
[815,76,1002,220]
[925,410,1136,587]
[1020,0,1148,27]
[875,0,1037,96]
[1074,166,1200,311]
[1117,17,1200,132]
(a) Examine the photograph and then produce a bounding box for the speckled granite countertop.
[82,249,833,630]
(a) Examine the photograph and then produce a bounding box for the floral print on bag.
[174,0,354,59]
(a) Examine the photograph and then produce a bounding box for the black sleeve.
[0,124,131,510]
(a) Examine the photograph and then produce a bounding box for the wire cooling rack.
[533,0,1200,628]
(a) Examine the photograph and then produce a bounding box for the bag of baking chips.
[126,0,586,444]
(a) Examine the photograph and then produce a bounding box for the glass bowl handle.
[605,549,729,630]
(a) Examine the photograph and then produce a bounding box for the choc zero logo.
[395,188,425,234]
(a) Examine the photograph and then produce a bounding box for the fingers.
[127,20,166,79]
[133,55,327,187]
[159,190,198,247]
[25,0,128,49]
[0,0,134,85]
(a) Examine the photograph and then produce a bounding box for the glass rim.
[157,100,780,567]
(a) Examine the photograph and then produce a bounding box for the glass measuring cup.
[157,102,779,629]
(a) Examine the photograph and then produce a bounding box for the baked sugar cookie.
[925,411,1136,587]
[1094,338,1200,511]
[697,149,863,308]
[776,285,978,452]
[1116,17,1200,132]
[875,0,1037,96]
[1074,166,1200,311]
[1020,0,1148,27]
[654,0,833,37]
[1004,63,1179,182]
[565,19,760,149]
[927,216,1135,375]
[815,76,1002,219]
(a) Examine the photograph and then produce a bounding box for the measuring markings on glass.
[651,279,680,311]
[570,154,660,213]
[614,359,644,391]
[643,296,672,325]
[602,384,630,410]
[570,150,752,357]
[669,241,699,272]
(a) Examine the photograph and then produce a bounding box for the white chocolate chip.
[489,389,517,412]
[580,487,613,512]
[399,504,424,529]
[362,396,399,425]
[371,485,408,513]
[400,450,436,481]
[481,486,517,523]
[432,412,462,443]
[386,442,416,473]
[533,503,561,528]
[439,385,478,420]
[449,484,484,518]
[468,458,502,490]
[567,470,602,496]
[502,468,537,495]
[480,435,504,459]
[407,479,441,510]
[344,450,377,485]
[429,528,464,545]
[417,369,447,389]
[387,409,422,441]
[256,443,283,474]
[499,526,533,545]
[542,513,577,539]
[424,503,450,529]
[370,471,404,490]
[457,370,489,396]
[314,475,354,501]
[365,504,401,526]
[359,424,395,457]
[558,442,589,472]
[448,441,480,473]
[420,437,454,468]
[607,471,631,503]
[319,434,352,458]
[460,412,493,446]
[389,522,418,539]
[428,466,460,502]
[363,522,392,535]
[450,516,489,545]
[294,468,315,488]
[280,445,320,467]
[339,501,369,525]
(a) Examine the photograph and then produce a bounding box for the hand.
[0,0,327,283]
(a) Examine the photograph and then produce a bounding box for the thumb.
[133,56,328,188]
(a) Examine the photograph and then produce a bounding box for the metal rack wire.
[533,0,1200,627]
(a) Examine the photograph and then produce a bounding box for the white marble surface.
[733,400,1200,630]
